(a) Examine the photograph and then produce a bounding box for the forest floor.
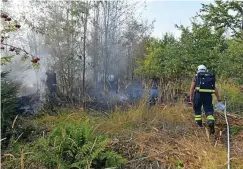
[29,102,243,169]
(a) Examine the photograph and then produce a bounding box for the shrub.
[27,121,125,169]
[217,80,243,114]
[1,71,20,148]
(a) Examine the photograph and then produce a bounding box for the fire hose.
[217,96,230,169]
[224,98,230,169]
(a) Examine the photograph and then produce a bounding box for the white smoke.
[1,49,49,97]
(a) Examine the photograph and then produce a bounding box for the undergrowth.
[2,121,125,169]
[2,94,243,169]
[217,80,243,114]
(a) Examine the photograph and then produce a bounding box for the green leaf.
[1,56,14,65]
[32,62,40,69]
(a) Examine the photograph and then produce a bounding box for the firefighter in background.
[107,74,118,93]
[149,77,159,106]
[189,65,222,135]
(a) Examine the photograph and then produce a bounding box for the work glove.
[215,101,226,111]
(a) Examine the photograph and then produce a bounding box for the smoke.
[1,29,51,114]
[1,0,153,114]
[1,0,50,97]
[87,77,145,112]
[1,48,49,97]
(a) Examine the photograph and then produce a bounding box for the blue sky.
[143,0,213,38]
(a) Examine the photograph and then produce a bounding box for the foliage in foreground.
[217,80,243,114]
[2,121,125,169]
[2,102,243,169]
[1,71,20,148]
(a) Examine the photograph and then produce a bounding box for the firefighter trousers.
[193,92,215,127]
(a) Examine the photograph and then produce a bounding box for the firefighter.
[107,74,116,92]
[149,77,159,106]
[189,65,222,135]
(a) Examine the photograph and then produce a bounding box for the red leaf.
[1,13,8,19]
[5,17,11,21]
[15,24,21,28]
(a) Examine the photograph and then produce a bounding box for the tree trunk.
[93,3,99,87]
[82,5,89,111]
[103,1,110,91]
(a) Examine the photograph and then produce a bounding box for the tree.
[79,1,91,111]
[1,3,42,147]
[83,0,153,86]
[18,0,153,107]
[122,19,154,80]
[199,1,243,41]
[218,39,243,82]
[176,22,225,73]
[26,1,86,102]
[1,11,40,67]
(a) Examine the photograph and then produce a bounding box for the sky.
[4,0,214,39]
[143,0,213,38]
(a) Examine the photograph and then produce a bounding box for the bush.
[1,71,20,148]
[217,80,243,114]
[25,121,125,169]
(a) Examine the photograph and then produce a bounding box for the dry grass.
[34,109,89,130]
[31,102,243,169]
[230,130,243,169]
[94,103,242,169]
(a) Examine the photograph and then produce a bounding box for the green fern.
[28,121,125,168]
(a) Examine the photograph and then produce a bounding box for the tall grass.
[217,80,243,114]
[91,103,231,168]
[2,93,243,169]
